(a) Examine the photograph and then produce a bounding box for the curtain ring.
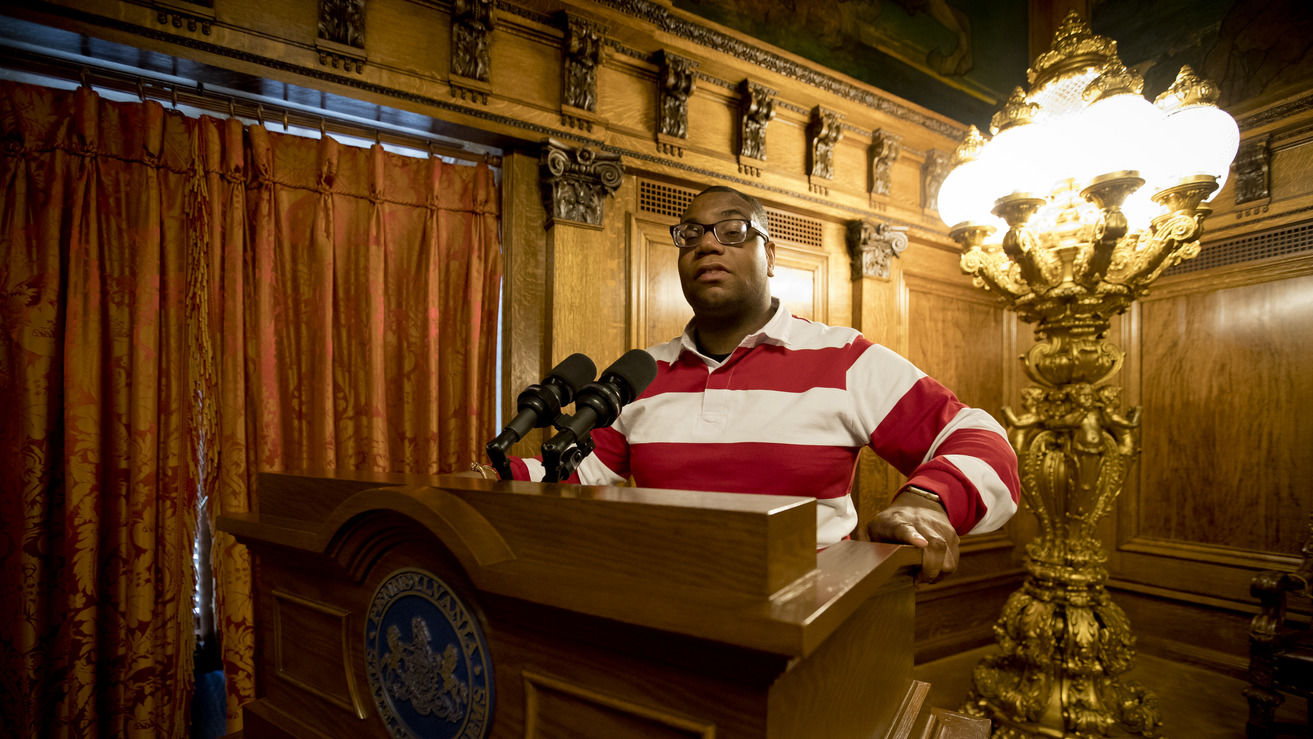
[375,128,381,145]
[196,81,204,98]
[79,67,90,89]
[319,117,326,136]
[228,97,236,118]
[171,87,178,109]
[136,77,145,102]
[256,104,265,127]
[282,109,288,132]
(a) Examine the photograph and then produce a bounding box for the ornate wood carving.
[1235,136,1271,205]
[318,0,365,47]
[561,14,606,126]
[736,80,775,176]
[807,106,844,187]
[451,0,493,104]
[869,129,901,199]
[922,150,950,213]
[317,0,366,73]
[846,219,909,280]
[540,138,624,228]
[656,50,697,156]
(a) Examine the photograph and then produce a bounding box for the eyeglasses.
[669,218,769,248]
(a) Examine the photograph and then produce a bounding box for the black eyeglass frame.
[669,218,770,248]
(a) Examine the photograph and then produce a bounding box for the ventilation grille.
[638,180,694,219]
[1166,219,1313,276]
[637,179,825,248]
[766,211,823,248]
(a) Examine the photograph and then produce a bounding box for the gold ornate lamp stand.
[939,15,1239,736]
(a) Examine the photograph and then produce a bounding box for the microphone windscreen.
[601,349,658,400]
[550,353,597,393]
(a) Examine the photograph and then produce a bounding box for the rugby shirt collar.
[678,297,792,366]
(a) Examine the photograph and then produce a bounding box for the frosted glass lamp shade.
[1158,104,1240,197]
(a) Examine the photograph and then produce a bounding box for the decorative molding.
[868,129,902,199]
[523,669,715,738]
[921,149,950,213]
[736,79,775,177]
[806,106,843,190]
[561,14,605,119]
[1236,92,1313,131]
[584,0,964,139]
[846,219,909,280]
[22,3,943,235]
[540,138,624,228]
[655,49,697,157]
[151,0,213,35]
[450,0,493,104]
[1234,136,1271,206]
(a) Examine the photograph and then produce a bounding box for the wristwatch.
[899,485,945,510]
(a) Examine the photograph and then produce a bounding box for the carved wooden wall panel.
[904,276,1007,419]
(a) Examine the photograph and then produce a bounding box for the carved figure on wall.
[845,219,909,280]
[922,149,950,212]
[807,107,844,181]
[319,0,365,49]
[737,80,775,162]
[869,129,901,197]
[1235,136,1270,205]
[540,138,624,228]
[563,16,604,112]
[452,0,492,82]
[658,51,698,139]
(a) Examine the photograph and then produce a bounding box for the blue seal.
[365,568,494,738]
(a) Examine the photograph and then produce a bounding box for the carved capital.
[737,80,776,166]
[562,15,606,114]
[539,139,624,228]
[807,106,844,181]
[657,50,698,140]
[846,220,908,280]
[1234,136,1270,206]
[868,129,901,198]
[451,0,492,85]
[922,149,951,213]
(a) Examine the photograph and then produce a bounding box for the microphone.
[541,349,658,482]
[486,353,596,479]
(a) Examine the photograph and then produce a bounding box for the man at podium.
[496,185,1019,582]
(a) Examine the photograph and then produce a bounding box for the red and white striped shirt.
[510,301,1019,546]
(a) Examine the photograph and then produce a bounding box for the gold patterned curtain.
[211,120,502,732]
[0,80,503,736]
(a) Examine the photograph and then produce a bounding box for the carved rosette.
[922,150,950,213]
[868,130,901,198]
[539,139,624,228]
[1235,136,1270,205]
[451,0,493,103]
[656,50,698,153]
[562,15,605,122]
[807,107,843,182]
[317,0,366,72]
[736,80,775,175]
[845,220,908,280]
[152,0,214,34]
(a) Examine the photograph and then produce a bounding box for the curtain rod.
[2,45,503,167]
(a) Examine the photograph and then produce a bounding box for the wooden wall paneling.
[502,150,551,459]
[627,212,691,350]
[770,242,828,322]
[1135,262,1313,555]
[904,273,1008,420]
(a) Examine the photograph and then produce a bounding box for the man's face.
[676,191,775,320]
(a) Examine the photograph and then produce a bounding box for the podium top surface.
[218,469,919,657]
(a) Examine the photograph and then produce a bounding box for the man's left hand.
[867,494,959,583]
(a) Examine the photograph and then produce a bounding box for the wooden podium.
[218,471,983,738]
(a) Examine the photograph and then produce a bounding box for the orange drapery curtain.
[0,80,502,736]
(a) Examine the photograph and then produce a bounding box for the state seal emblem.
[365,568,494,738]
